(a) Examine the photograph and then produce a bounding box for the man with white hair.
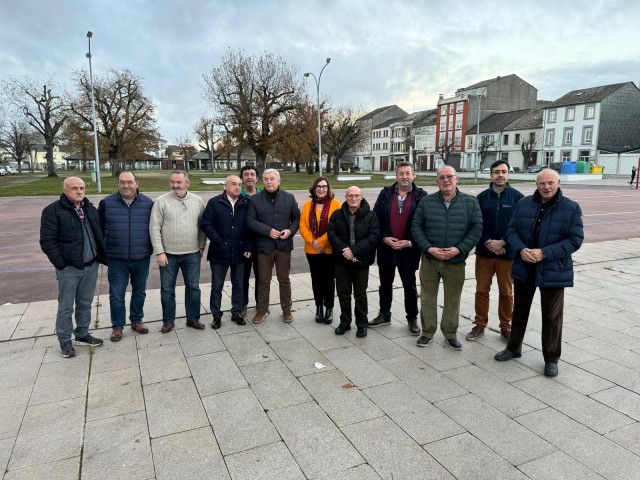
[411,166,482,350]
[246,169,300,324]
[495,169,583,377]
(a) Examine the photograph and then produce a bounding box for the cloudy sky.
[1,0,637,144]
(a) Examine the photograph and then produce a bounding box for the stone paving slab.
[240,359,311,410]
[225,441,303,480]
[188,350,248,397]
[269,336,336,377]
[87,366,145,422]
[0,385,31,440]
[151,427,230,480]
[3,457,80,480]
[517,450,605,480]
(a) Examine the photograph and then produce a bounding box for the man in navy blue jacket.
[466,160,523,343]
[98,171,154,341]
[369,161,426,336]
[201,175,253,329]
[495,169,583,377]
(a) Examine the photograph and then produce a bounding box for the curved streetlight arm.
[87,31,101,193]
[304,58,330,176]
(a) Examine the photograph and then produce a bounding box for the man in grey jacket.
[246,169,300,323]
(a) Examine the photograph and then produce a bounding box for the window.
[584,104,595,119]
[455,117,462,129]
[448,117,453,129]
[503,134,509,145]
[441,106,447,115]
[582,126,593,144]
[454,132,462,147]
[449,104,454,113]
[468,136,473,148]
[562,151,571,162]
[565,107,575,121]
[440,118,447,130]
[384,130,388,137]
[579,150,590,161]
[563,127,573,145]
[546,129,555,146]
[548,109,557,123]
[545,151,554,163]
[529,132,536,144]
[501,153,509,161]
[514,134,520,145]
[456,102,464,113]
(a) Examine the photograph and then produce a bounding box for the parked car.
[549,162,565,173]
[0,167,6,176]
[482,165,514,173]
[5,166,17,174]
[526,164,548,173]
[349,166,360,173]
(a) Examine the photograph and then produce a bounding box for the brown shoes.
[187,320,205,330]
[408,318,421,336]
[282,310,293,323]
[110,329,122,342]
[252,310,269,324]
[160,322,174,333]
[240,305,248,318]
[131,323,149,334]
[500,329,511,343]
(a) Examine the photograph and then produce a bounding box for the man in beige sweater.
[150,171,206,333]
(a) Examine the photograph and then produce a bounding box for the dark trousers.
[306,253,335,308]
[378,262,418,321]
[335,264,369,328]
[507,269,565,363]
[108,258,150,329]
[210,262,244,316]
[257,250,291,312]
[243,254,259,307]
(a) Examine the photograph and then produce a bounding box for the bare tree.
[271,101,317,173]
[435,137,456,165]
[323,106,365,174]
[477,135,497,169]
[70,68,158,177]
[2,78,68,177]
[521,132,538,168]
[175,134,197,170]
[202,49,306,171]
[0,120,33,173]
[194,116,224,173]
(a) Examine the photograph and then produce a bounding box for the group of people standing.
[40,160,583,377]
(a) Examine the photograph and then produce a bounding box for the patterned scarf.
[309,196,331,239]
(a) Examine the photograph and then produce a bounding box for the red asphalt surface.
[1,182,638,304]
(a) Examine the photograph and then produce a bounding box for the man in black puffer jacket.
[40,177,107,358]
[246,169,300,324]
[327,186,380,338]
[495,169,583,377]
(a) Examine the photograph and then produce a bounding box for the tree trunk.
[110,152,120,177]
[45,144,57,177]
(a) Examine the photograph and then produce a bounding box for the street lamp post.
[86,31,101,193]
[304,58,331,176]
[472,87,487,185]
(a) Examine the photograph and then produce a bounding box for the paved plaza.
[1,236,640,479]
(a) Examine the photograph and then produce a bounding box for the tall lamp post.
[304,58,331,176]
[86,31,101,193]
[471,87,487,185]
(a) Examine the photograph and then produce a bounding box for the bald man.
[40,176,108,358]
[201,175,253,328]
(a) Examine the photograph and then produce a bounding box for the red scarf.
[309,196,331,239]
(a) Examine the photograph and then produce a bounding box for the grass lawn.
[0,169,531,196]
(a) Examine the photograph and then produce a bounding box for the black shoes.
[231,314,246,326]
[211,316,222,329]
[446,338,462,351]
[494,349,522,361]
[73,334,104,346]
[368,314,391,328]
[60,340,76,358]
[323,308,333,325]
[315,306,324,324]
[356,326,367,338]
[408,318,420,336]
[416,336,431,347]
[334,323,351,335]
[544,362,558,377]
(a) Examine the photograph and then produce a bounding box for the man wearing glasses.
[327,186,380,338]
[99,171,154,341]
[369,161,426,336]
[150,171,206,333]
[412,166,482,349]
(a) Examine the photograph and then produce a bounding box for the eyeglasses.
[346,194,361,199]
[437,175,456,181]
[315,184,328,189]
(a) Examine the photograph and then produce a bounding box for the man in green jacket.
[411,166,482,350]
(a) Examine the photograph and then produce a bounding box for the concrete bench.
[201,178,226,185]
[336,175,372,181]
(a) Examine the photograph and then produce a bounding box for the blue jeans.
[378,262,418,321]
[55,263,99,342]
[159,252,202,324]
[210,262,244,316]
[108,258,150,329]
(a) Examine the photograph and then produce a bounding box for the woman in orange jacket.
[300,177,342,324]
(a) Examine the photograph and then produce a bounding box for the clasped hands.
[520,248,544,263]
[269,228,292,240]
[428,246,460,261]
